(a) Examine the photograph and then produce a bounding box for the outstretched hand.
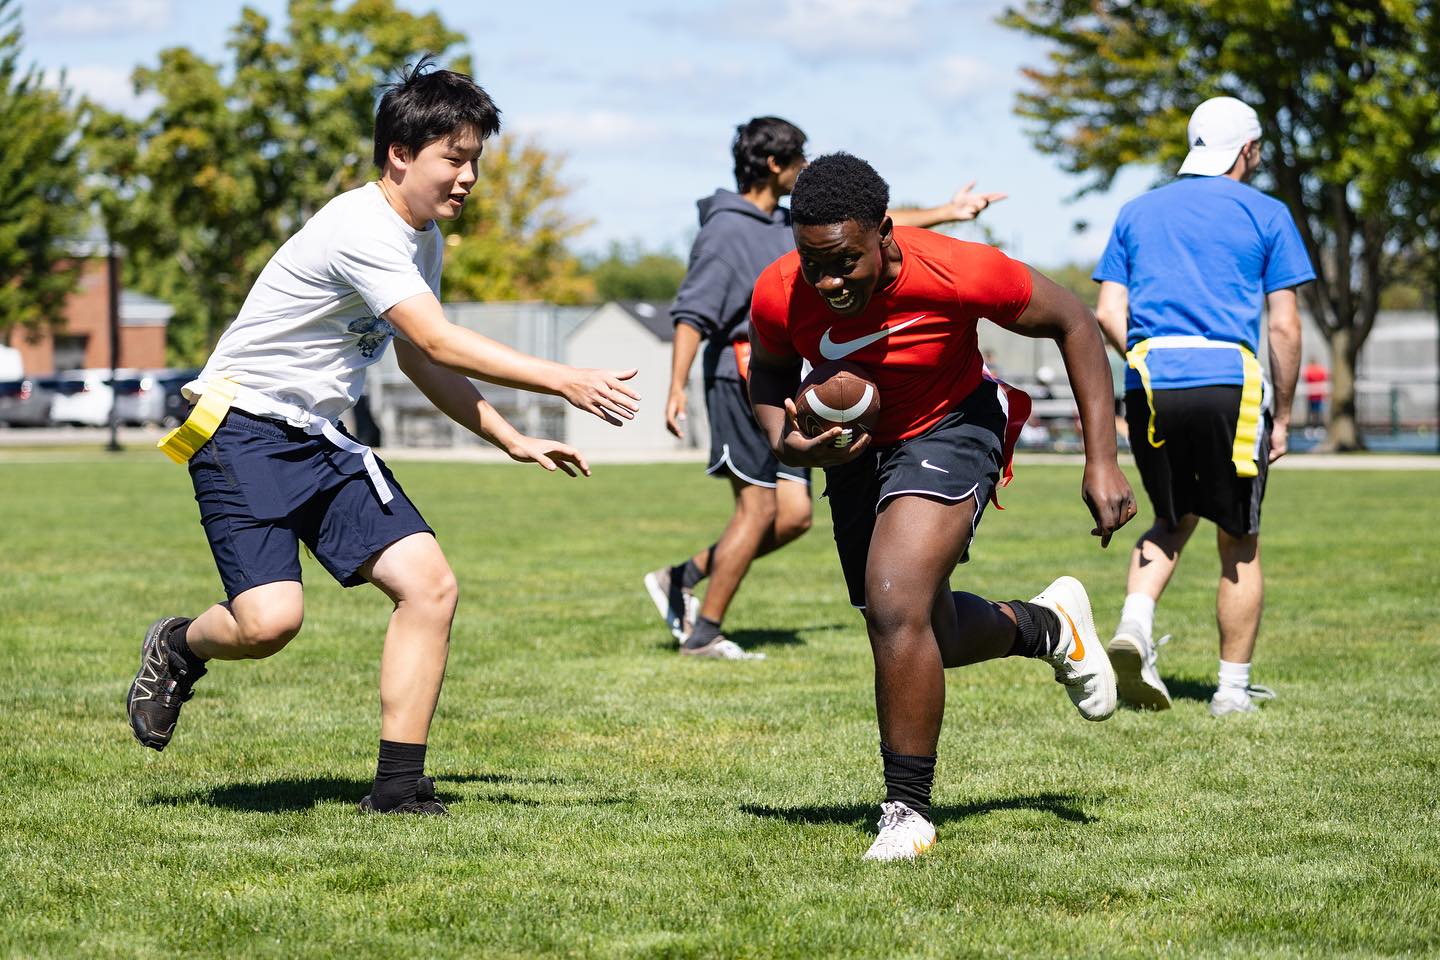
[507,435,591,477]
[563,367,641,426]
[774,397,872,468]
[1081,461,1137,547]
[945,180,1008,222]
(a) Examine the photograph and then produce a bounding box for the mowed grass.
[1,452,1437,959]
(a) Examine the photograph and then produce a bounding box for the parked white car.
[49,369,117,426]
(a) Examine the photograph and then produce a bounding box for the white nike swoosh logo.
[818,315,924,361]
[920,459,949,473]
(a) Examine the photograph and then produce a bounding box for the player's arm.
[1264,287,1303,462]
[1009,266,1137,546]
[385,291,639,425]
[666,323,702,438]
[747,338,869,467]
[394,338,589,476]
[888,181,1007,228]
[1094,281,1130,357]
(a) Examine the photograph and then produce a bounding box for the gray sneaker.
[1209,684,1276,717]
[1108,625,1172,710]
[643,565,696,641]
[680,635,765,660]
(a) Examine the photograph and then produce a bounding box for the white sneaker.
[643,566,695,642]
[679,636,765,660]
[861,801,936,862]
[1108,625,1172,710]
[1030,576,1117,721]
[1209,684,1276,717]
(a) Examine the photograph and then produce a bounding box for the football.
[794,361,880,448]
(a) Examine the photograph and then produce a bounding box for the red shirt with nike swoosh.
[749,226,1033,445]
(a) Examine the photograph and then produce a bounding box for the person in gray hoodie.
[644,116,1005,659]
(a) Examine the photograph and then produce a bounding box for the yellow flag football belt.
[1126,336,1266,479]
[157,377,238,464]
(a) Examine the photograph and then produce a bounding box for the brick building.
[5,251,172,375]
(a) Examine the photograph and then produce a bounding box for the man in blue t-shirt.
[1092,96,1316,718]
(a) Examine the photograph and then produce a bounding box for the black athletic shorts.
[705,376,810,487]
[824,382,1007,608]
[1125,386,1271,537]
[189,409,433,599]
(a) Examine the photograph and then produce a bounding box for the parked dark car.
[0,378,58,427]
[157,369,201,428]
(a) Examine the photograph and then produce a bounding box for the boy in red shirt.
[748,153,1136,860]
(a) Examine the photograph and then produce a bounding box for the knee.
[774,509,812,546]
[405,563,460,618]
[739,494,778,529]
[234,606,303,659]
[863,580,927,647]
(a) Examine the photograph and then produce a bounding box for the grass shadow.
[1162,676,1217,704]
[726,627,807,650]
[741,792,1094,828]
[149,771,561,812]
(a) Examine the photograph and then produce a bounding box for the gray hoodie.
[670,189,795,383]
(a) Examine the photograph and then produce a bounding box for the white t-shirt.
[192,183,442,423]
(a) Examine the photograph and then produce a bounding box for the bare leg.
[1216,529,1262,664]
[1126,514,1201,601]
[864,495,982,755]
[361,533,459,744]
[186,581,304,660]
[697,477,778,623]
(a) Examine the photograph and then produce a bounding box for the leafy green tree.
[1002,0,1440,450]
[583,241,687,303]
[0,0,82,335]
[83,0,589,361]
[441,135,594,305]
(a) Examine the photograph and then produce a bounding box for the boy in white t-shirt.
[127,58,640,815]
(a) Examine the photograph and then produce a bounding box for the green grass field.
[2,452,1438,958]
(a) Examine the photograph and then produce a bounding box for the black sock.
[370,740,427,810]
[1006,600,1062,659]
[163,618,205,672]
[679,554,709,590]
[881,743,936,821]
[684,615,722,649]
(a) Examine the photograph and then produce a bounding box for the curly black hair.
[790,152,890,230]
[732,117,807,193]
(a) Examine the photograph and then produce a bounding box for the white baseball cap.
[1178,97,1262,176]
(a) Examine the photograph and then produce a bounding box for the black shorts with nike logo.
[823,382,1007,608]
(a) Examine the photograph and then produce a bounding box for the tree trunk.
[1323,325,1363,451]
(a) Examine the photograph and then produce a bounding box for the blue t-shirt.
[1094,176,1315,391]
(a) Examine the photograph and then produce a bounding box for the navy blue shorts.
[188,409,433,600]
[705,377,810,487]
[823,383,1007,608]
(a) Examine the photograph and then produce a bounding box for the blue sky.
[23,0,1159,267]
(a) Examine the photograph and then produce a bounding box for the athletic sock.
[1005,600,1063,659]
[370,740,427,811]
[684,615,722,650]
[679,554,708,590]
[880,743,936,821]
[1120,593,1156,639]
[162,617,205,671]
[1218,659,1252,695]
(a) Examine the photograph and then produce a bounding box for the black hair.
[373,54,502,170]
[790,152,890,230]
[731,116,807,192]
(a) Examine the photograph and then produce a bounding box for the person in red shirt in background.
[1303,361,1328,432]
[747,153,1136,861]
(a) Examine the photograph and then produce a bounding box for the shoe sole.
[642,572,686,642]
[1108,635,1172,711]
[128,616,183,751]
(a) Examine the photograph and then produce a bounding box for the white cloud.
[45,65,158,115]
[509,109,668,150]
[39,0,173,36]
[928,54,992,103]
[655,0,937,61]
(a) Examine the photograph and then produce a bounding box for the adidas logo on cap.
[1193,136,1206,147]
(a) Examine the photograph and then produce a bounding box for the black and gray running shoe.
[127,616,205,751]
[358,789,449,816]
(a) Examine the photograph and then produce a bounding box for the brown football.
[794,361,880,448]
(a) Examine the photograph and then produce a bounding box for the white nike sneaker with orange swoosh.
[1031,576,1117,721]
[862,801,937,862]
